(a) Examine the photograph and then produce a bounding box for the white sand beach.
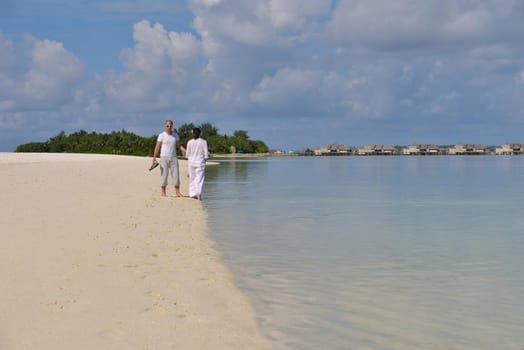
[0,153,272,349]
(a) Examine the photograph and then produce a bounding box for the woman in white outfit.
[185,127,209,200]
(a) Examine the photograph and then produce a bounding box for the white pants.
[159,157,180,187]
[188,162,205,197]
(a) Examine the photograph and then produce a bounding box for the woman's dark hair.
[192,127,201,138]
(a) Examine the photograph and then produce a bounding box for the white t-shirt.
[157,131,180,157]
[186,138,209,165]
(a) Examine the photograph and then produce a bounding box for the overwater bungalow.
[448,144,487,155]
[357,144,397,155]
[314,144,351,155]
[495,143,524,155]
[402,144,442,155]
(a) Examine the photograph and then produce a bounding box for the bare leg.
[175,186,183,197]
[161,186,167,197]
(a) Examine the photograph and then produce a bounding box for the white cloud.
[21,37,84,104]
[191,0,330,48]
[82,20,203,112]
[191,1,274,48]
[0,35,84,113]
[249,66,392,119]
[326,0,444,48]
[440,9,492,37]
[325,0,522,51]
[191,0,222,8]
[250,68,323,106]
[121,21,201,78]
[267,0,331,31]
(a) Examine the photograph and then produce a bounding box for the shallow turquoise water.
[204,156,524,350]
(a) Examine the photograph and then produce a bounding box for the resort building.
[402,144,442,155]
[495,143,524,155]
[298,142,523,156]
[357,144,397,155]
[448,144,487,155]
[314,144,352,155]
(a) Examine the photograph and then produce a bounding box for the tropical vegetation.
[15,123,269,156]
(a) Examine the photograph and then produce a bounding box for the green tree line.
[15,123,269,156]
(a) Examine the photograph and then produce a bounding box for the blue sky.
[1,0,524,151]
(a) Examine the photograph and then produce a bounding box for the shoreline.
[0,153,272,349]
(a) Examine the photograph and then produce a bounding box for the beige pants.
[159,157,180,187]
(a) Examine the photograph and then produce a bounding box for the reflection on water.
[204,156,524,350]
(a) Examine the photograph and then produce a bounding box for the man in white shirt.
[185,127,209,200]
[153,120,186,197]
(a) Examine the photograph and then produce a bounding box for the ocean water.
[203,156,524,350]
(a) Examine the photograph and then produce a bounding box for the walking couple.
[152,120,208,200]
